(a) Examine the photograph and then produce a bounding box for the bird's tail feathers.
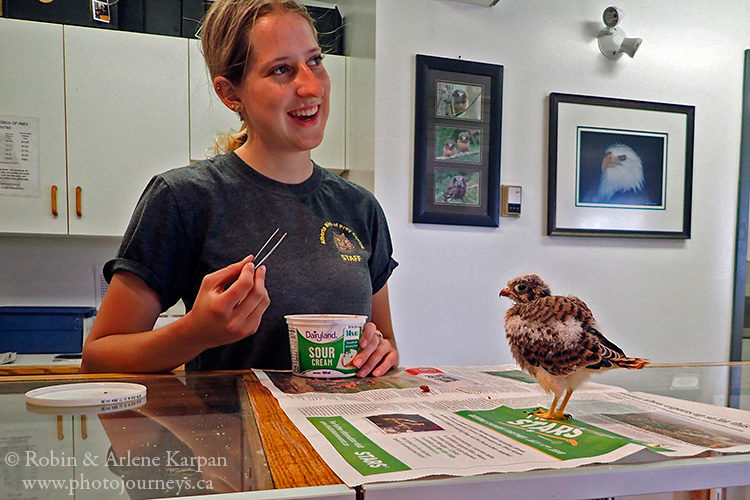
[615,357,649,370]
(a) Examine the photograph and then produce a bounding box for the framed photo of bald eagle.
[547,93,694,238]
[413,54,503,227]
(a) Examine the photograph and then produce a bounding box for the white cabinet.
[0,394,75,499]
[64,26,189,236]
[0,19,67,234]
[188,38,242,161]
[315,54,347,171]
[188,39,347,171]
[0,18,189,236]
[1,19,347,237]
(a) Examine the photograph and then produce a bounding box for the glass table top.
[0,372,272,499]
[0,364,748,499]
[594,361,750,410]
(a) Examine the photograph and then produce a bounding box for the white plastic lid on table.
[25,382,147,407]
[26,398,146,415]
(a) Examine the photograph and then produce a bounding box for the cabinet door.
[311,54,346,171]
[188,39,242,161]
[0,18,68,234]
[0,394,75,499]
[188,39,346,170]
[72,414,126,500]
[64,26,190,236]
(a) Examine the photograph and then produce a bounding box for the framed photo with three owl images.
[412,54,503,227]
[547,93,695,238]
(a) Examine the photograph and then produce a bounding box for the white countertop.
[3,354,81,367]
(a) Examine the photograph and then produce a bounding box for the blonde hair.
[200,0,317,154]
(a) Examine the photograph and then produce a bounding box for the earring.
[232,104,240,111]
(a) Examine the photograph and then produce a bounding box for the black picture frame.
[413,55,503,227]
[547,92,694,238]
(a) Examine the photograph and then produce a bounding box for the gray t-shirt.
[105,152,397,371]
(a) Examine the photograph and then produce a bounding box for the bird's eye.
[617,154,627,161]
[515,284,527,292]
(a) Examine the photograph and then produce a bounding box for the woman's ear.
[213,76,243,113]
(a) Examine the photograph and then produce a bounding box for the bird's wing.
[509,325,585,377]
[515,295,595,325]
[510,296,622,376]
[581,328,627,370]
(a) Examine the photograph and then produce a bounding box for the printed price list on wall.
[0,115,39,197]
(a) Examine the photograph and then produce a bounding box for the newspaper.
[254,365,750,486]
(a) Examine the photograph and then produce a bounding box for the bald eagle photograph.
[577,130,666,207]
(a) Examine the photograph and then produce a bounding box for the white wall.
[0,235,118,306]
[375,0,748,373]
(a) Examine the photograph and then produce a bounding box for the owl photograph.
[434,168,480,205]
[435,81,483,120]
[577,130,666,207]
[457,131,471,152]
[442,138,457,158]
[442,175,466,202]
[435,126,481,162]
[499,274,648,420]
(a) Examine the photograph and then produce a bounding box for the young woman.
[82,0,399,376]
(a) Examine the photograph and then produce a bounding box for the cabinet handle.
[57,415,64,441]
[80,415,87,440]
[75,186,82,217]
[51,185,58,217]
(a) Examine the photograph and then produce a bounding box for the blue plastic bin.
[0,306,97,354]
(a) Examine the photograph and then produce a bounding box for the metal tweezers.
[254,228,287,267]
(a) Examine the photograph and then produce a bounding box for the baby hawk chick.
[500,274,648,420]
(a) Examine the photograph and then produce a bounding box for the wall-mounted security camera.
[597,6,641,59]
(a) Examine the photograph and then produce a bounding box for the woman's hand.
[351,322,399,377]
[185,255,270,350]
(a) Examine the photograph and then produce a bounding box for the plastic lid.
[284,314,367,323]
[26,397,146,415]
[25,382,146,407]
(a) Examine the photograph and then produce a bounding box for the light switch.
[501,185,521,217]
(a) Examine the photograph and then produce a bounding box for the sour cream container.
[285,314,366,378]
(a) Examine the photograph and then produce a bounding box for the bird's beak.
[601,153,616,171]
[499,287,511,298]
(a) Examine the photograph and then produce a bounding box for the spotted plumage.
[500,274,648,420]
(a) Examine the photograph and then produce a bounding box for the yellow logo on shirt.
[320,222,364,262]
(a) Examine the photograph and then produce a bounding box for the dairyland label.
[286,315,365,378]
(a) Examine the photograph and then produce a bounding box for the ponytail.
[214,122,249,154]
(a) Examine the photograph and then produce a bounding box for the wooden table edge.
[243,372,344,490]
